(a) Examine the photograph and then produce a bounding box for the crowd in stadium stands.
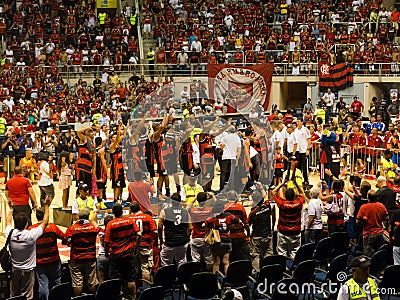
[148,0,400,73]
[4,89,400,300]
[2,0,400,299]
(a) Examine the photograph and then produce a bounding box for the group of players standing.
[121,112,273,199]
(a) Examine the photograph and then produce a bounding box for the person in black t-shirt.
[248,187,275,274]
[389,208,400,265]
[158,193,192,267]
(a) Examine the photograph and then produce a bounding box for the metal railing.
[33,62,400,84]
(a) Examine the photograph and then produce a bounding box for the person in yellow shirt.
[108,71,120,86]
[379,149,398,178]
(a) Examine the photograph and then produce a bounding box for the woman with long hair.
[57,151,72,209]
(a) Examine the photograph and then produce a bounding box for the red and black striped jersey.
[274,194,304,235]
[65,220,98,263]
[104,217,140,258]
[224,202,248,239]
[29,223,65,265]
[129,213,157,248]
[189,206,213,238]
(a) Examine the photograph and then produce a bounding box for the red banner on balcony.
[319,62,353,92]
[207,64,274,112]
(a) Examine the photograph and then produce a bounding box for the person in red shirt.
[224,190,250,262]
[65,207,99,296]
[357,190,389,257]
[205,201,239,274]
[29,208,65,300]
[128,170,156,212]
[367,127,383,175]
[350,97,364,117]
[105,203,141,299]
[5,166,39,226]
[129,202,157,282]
[187,192,213,271]
[272,179,305,259]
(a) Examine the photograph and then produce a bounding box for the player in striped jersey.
[65,207,99,297]
[29,208,65,300]
[104,203,142,299]
[129,202,158,282]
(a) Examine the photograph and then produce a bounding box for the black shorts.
[109,256,139,283]
[96,181,106,189]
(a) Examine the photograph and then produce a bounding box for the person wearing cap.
[72,183,97,221]
[337,256,380,300]
[357,189,389,257]
[158,193,192,267]
[248,187,275,274]
[65,207,99,296]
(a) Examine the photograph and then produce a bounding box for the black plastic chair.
[137,286,164,300]
[7,296,27,300]
[293,259,316,284]
[219,259,252,288]
[313,237,334,269]
[369,249,388,278]
[176,262,202,299]
[315,254,349,284]
[183,272,220,300]
[264,278,299,300]
[379,265,400,300]
[261,255,287,270]
[377,243,394,266]
[137,264,177,299]
[71,295,95,300]
[95,279,122,300]
[49,282,73,300]
[292,260,317,300]
[330,232,350,258]
[248,264,284,299]
[286,243,315,271]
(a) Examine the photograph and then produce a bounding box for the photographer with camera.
[2,130,19,181]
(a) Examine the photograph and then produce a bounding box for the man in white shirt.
[6,195,51,300]
[294,119,311,184]
[224,14,234,32]
[38,153,55,206]
[39,105,50,131]
[191,37,202,52]
[219,126,241,191]
[285,124,298,157]
[180,86,190,102]
[4,95,15,112]
[323,88,335,115]
[304,187,323,244]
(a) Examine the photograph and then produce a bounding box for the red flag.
[319,63,353,92]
